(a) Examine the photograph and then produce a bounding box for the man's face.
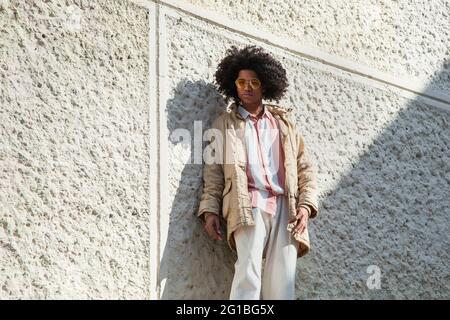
[235,69,263,106]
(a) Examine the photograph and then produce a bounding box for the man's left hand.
[288,207,309,234]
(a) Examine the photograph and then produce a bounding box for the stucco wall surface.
[185,0,450,94]
[163,9,449,299]
[0,0,151,299]
[0,0,448,300]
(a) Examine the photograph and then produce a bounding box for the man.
[197,45,318,300]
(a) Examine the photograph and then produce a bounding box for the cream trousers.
[229,195,299,300]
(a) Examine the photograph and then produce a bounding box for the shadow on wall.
[305,95,449,299]
[295,58,449,299]
[160,72,450,299]
[160,79,236,299]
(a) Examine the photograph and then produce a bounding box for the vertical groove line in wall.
[148,1,160,300]
[155,1,162,301]
[157,2,170,300]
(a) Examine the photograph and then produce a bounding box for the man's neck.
[241,102,263,118]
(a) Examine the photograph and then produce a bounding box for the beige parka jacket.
[197,102,318,258]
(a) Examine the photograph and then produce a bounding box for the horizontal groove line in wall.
[152,0,449,111]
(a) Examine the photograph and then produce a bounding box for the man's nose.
[244,82,252,90]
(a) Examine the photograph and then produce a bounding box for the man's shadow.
[159,79,236,299]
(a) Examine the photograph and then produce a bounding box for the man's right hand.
[204,212,223,241]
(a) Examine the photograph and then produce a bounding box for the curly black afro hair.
[214,45,289,104]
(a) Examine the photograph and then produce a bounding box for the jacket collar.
[237,104,271,120]
[227,102,292,138]
[227,102,293,120]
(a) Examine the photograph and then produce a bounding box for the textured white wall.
[0,0,449,300]
[160,2,450,299]
[185,0,450,94]
[0,0,151,299]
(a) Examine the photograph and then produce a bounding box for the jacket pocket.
[222,179,232,196]
[222,179,232,219]
[288,192,298,218]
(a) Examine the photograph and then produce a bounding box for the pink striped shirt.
[238,104,286,215]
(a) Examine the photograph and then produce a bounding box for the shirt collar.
[237,103,269,120]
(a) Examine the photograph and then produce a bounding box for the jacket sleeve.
[197,116,225,222]
[296,129,319,219]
